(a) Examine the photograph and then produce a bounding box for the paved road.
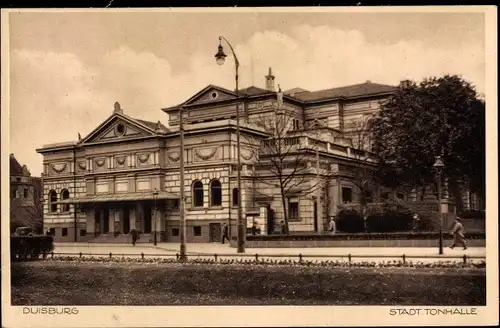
[54,242,486,264]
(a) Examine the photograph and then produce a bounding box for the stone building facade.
[36,70,482,242]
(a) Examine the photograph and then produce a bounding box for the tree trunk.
[280,187,289,235]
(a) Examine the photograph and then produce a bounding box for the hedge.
[245,231,485,241]
[11,236,54,261]
[42,255,487,269]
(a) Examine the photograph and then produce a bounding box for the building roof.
[135,118,169,132]
[10,154,26,176]
[291,82,397,102]
[239,86,272,96]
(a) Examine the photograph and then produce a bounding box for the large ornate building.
[36,69,481,243]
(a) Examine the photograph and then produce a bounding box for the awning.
[54,191,179,204]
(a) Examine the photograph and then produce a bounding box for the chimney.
[265,67,275,91]
[400,80,412,90]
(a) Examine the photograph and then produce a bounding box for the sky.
[7,10,486,176]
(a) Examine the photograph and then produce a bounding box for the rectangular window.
[288,197,299,219]
[342,187,353,203]
[193,226,202,236]
[24,188,29,198]
[80,229,86,237]
[172,228,179,236]
[62,228,68,237]
[396,193,405,200]
[49,228,56,236]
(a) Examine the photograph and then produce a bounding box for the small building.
[10,154,43,232]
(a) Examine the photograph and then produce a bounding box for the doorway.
[267,205,275,235]
[102,208,109,233]
[143,204,152,233]
[94,210,101,236]
[209,223,221,242]
[123,208,130,234]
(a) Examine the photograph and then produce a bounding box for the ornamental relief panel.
[93,157,107,171]
[77,161,87,171]
[50,162,67,174]
[240,148,256,161]
[166,152,180,164]
[115,155,127,168]
[136,152,153,166]
[193,146,220,162]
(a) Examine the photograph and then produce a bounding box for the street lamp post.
[215,36,245,253]
[179,105,187,261]
[153,188,159,246]
[433,155,445,255]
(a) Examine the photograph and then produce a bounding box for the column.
[119,208,124,234]
[99,209,104,233]
[130,207,136,230]
[109,209,115,234]
[86,207,95,234]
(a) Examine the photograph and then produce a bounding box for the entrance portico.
[55,191,178,242]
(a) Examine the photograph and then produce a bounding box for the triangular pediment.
[184,85,237,106]
[80,114,156,145]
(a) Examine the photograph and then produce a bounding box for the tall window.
[288,197,299,219]
[192,180,204,207]
[23,188,29,198]
[61,189,70,212]
[341,187,352,203]
[232,188,239,207]
[48,190,58,213]
[210,179,222,207]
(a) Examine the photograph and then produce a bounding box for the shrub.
[367,201,413,232]
[460,210,485,220]
[336,208,364,233]
[11,236,54,261]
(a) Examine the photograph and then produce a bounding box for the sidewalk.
[53,242,486,263]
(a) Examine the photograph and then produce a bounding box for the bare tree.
[342,118,379,209]
[251,111,318,234]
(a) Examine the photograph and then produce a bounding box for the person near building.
[328,217,337,234]
[130,228,139,246]
[221,223,230,244]
[450,217,467,250]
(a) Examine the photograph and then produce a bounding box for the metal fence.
[26,251,486,265]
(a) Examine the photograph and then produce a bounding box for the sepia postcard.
[1,6,498,327]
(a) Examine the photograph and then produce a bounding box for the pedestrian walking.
[251,221,257,235]
[280,220,287,235]
[328,217,336,234]
[130,228,138,246]
[449,217,467,250]
[221,223,229,244]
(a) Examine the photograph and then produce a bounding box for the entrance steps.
[88,233,153,244]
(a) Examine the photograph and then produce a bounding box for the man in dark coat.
[130,228,139,246]
[222,223,229,244]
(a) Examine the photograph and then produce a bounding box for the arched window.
[192,180,204,207]
[210,179,222,207]
[232,188,239,207]
[48,190,58,213]
[61,189,70,212]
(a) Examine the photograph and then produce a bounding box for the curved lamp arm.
[219,36,240,69]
